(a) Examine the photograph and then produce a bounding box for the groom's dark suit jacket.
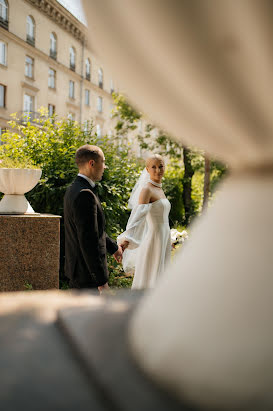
[64,176,118,288]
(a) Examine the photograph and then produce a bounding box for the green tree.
[112,93,141,139]
[112,93,203,225]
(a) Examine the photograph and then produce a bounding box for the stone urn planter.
[0,168,42,214]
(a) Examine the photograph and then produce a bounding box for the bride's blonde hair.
[145,154,164,167]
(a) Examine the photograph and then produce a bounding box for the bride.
[118,154,171,289]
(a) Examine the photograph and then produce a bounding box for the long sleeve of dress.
[117,204,151,274]
[117,204,151,249]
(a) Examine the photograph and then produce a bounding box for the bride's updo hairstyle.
[145,154,164,167]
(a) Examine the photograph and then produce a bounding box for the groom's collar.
[77,173,95,188]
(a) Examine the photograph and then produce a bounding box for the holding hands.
[113,245,123,263]
[120,240,129,252]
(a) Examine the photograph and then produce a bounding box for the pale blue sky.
[57,0,86,25]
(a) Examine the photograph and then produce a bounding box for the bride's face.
[147,159,165,182]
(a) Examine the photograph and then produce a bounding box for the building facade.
[0,0,115,139]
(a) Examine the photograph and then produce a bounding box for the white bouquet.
[171,228,188,246]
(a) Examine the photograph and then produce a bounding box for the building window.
[69,47,75,71]
[68,113,75,121]
[110,79,114,94]
[109,103,114,119]
[85,89,90,106]
[97,96,103,113]
[0,127,4,145]
[0,0,8,30]
[83,120,88,133]
[0,127,6,145]
[23,94,34,119]
[69,80,75,99]
[50,33,57,60]
[98,68,103,89]
[0,41,6,65]
[48,68,56,89]
[85,58,91,81]
[26,16,35,46]
[96,124,101,138]
[48,104,55,117]
[0,84,6,108]
[25,56,34,78]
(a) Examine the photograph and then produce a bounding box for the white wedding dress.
[118,198,171,289]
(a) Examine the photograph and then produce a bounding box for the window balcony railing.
[70,62,75,72]
[86,72,90,81]
[18,111,44,123]
[0,16,8,31]
[99,81,103,89]
[26,35,35,47]
[49,49,57,60]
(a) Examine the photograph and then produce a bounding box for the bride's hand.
[120,240,129,251]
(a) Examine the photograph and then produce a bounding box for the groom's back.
[63,178,87,282]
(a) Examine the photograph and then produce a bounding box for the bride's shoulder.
[141,184,152,195]
[139,185,152,204]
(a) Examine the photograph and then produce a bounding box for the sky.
[57,0,86,25]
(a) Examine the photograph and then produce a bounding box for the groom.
[64,144,123,292]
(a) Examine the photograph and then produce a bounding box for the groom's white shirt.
[78,173,95,188]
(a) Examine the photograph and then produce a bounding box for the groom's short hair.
[75,145,102,167]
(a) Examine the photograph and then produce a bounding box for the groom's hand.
[113,245,123,263]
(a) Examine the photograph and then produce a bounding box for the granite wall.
[0,214,61,291]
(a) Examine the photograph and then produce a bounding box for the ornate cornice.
[25,0,86,42]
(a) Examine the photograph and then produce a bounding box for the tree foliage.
[112,93,228,225]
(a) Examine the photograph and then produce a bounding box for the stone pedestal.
[0,214,61,291]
